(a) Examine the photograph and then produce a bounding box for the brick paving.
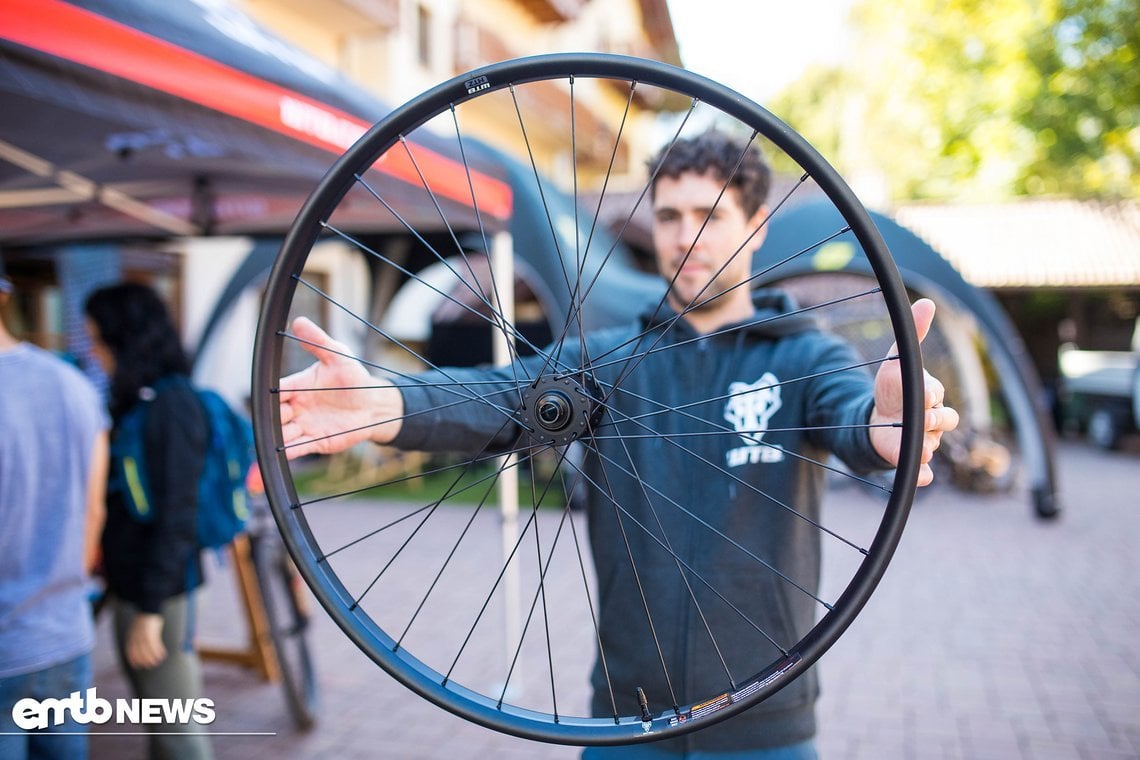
[87,439,1140,759]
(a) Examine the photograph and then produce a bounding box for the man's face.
[651,171,767,321]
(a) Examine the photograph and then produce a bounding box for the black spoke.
[396,130,530,395]
[597,353,897,427]
[584,285,885,377]
[395,456,511,649]
[586,417,680,714]
[443,499,543,683]
[555,463,618,720]
[608,412,738,688]
[345,421,520,610]
[312,447,528,555]
[584,225,861,373]
[559,445,792,654]
[496,456,577,711]
[579,437,839,608]
[289,276,528,424]
[589,422,899,441]
[556,101,699,367]
[591,388,892,543]
[324,201,559,377]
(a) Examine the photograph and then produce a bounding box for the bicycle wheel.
[251,523,319,731]
[252,53,924,746]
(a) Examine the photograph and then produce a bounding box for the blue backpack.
[111,380,254,550]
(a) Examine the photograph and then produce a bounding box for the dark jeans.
[0,653,92,760]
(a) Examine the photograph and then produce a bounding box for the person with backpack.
[84,283,214,760]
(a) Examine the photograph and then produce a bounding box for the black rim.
[252,53,923,745]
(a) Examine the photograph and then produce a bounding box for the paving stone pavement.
[87,438,1140,759]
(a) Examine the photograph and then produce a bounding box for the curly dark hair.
[647,130,772,218]
[84,282,190,418]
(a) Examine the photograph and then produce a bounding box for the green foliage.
[766,0,1138,201]
[1019,0,1140,197]
[764,66,849,176]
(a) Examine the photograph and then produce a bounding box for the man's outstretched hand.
[278,317,403,459]
[869,299,960,486]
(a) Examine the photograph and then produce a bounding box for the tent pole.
[0,138,200,236]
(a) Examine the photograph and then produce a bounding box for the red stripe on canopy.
[0,0,512,219]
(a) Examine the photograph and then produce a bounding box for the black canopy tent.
[0,0,512,242]
[0,0,527,372]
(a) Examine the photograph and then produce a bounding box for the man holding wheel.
[277,131,958,758]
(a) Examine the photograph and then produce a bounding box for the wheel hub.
[518,374,602,445]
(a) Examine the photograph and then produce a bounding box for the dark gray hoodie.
[394,290,888,752]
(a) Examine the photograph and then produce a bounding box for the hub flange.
[517,373,602,446]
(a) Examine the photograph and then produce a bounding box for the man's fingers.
[884,298,938,359]
[280,317,353,397]
[279,400,294,425]
[924,369,946,410]
[280,420,320,460]
[292,316,352,364]
[911,298,936,344]
[873,299,954,489]
[926,405,960,434]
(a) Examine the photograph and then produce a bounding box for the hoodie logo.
[724,373,785,467]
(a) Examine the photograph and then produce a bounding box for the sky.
[664,0,855,104]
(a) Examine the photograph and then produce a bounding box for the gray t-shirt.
[0,342,108,677]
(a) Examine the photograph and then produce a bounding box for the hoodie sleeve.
[802,332,894,475]
[392,341,584,454]
[393,364,525,454]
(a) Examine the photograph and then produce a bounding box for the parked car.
[1059,319,1140,450]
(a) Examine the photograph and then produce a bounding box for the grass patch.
[291,455,567,509]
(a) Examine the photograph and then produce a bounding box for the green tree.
[1019,0,1140,198]
[767,0,1137,201]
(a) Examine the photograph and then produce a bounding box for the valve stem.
[637,687,652,723]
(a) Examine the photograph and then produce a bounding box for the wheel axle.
[518,374,601,445]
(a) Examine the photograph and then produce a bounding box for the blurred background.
[1,0,1137,756]
[1,0,1135,497]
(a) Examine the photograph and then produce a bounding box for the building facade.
[238,0,681,188]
